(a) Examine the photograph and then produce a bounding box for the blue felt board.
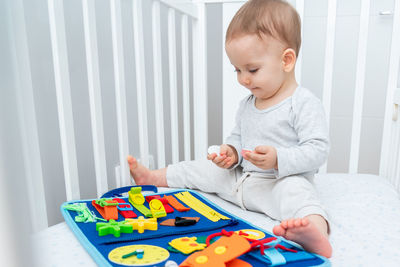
[61,188,330,267]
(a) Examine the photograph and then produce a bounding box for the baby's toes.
[287,218,295,228]
[294,218,302,227]
[301,218,309,227]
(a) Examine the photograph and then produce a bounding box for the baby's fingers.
[246,152,265,163]
[207,153,217,161]
[221,157,232,168]
[213,155,227,165]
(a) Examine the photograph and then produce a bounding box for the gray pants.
[166,159,329,222]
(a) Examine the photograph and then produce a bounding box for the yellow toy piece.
[235,229,266,240]
[108,244,169,266]
[169,236,207,254]
[128,187,152,217]
[149,199,167,218]
[129,188,145,205]
[174,191,230,222]
[124,216,157,234]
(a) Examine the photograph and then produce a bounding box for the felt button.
[195,256,208,264]
[214,246,226,255]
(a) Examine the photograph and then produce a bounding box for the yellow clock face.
[108,245,170,266]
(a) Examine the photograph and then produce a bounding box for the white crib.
[1,0,400,266]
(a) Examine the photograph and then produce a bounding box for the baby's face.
[225,34,287,100]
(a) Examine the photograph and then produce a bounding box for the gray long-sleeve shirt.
[225,86,330,178]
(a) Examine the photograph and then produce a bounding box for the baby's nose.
[241,77,251,86]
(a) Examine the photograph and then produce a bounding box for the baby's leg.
[273,214,331,258]
[127,156,238,202]
[266,175,332,258]
[127,156,168,186]
[166,158,239,202]
[243,176,332,257]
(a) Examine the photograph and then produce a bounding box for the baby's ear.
[281,48,296,72]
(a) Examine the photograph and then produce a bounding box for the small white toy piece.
[165,260,179,267]
[207,145,220,155]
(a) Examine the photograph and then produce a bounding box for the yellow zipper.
[174,191,230,222]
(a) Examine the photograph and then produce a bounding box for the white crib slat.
[9,0,48,231]
[192,2,208,159]
[110,0,131,186]
[168,8,180,164]
[389,90,400,189]
[160,0,198,18]
[320,0,337,173]
[321,0,337,126]
[47,0,81,200]
[295,0,304,84]
[390,89,400,188]
[181,14,191,161]
[152,1,166,168]
[82,0,108,198]
[379,0,400,179]
[349,0,370,174]
[392,117,400,190]
[133,0,150,168]
[222,2,247,141]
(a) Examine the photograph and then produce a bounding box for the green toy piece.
[63,203,96,223]
[96,219,133,237]
[95,198,118,207]
[122,249,144,259]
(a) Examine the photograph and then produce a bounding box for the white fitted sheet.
[32,173,400,266]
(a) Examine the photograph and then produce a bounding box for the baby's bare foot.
[127,155,168,187]
[127,155,152,185]
[273,218,332,258]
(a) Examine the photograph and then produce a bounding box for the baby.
[128,0,332,258]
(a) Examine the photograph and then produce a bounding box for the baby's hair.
[226,0,301,56]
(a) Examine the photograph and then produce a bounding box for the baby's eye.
[249,69,258,73]
[234,68,241,73]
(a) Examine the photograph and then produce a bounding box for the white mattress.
[31,173,400,266]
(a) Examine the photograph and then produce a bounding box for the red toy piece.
[91,199,119,220]
[113,198,137,218]
[145,195,174,213]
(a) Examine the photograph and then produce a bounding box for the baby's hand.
[242,145,278,170]
[207,144,238,169]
